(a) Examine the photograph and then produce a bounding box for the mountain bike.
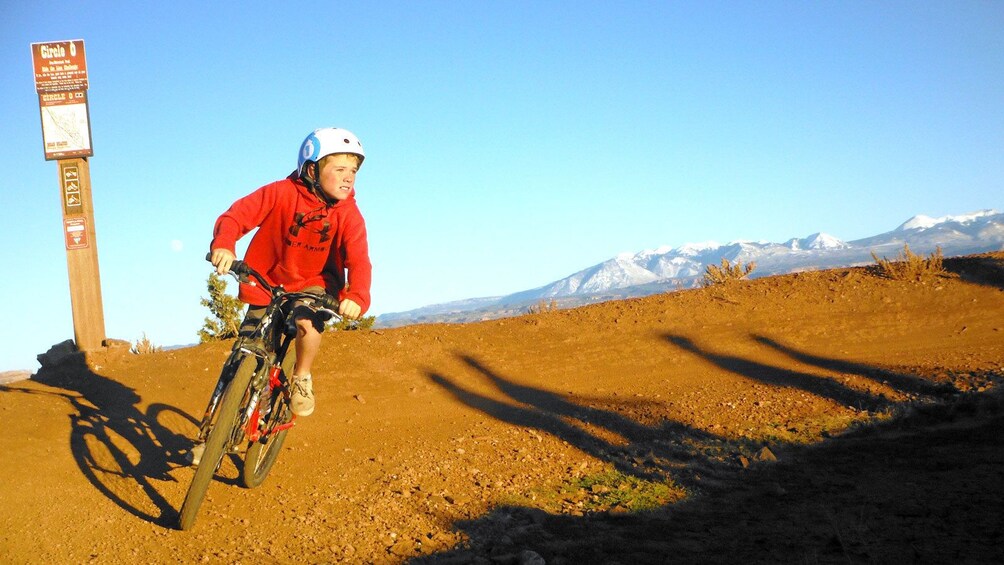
[177,256,340,530]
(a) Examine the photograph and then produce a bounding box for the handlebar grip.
[205,252,247,276]
[319,294,340,311]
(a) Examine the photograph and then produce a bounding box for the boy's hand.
[210,248,236,275]
[339,299,362,320]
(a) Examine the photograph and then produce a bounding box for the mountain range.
[376,209,1004,327]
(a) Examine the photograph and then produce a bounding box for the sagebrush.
[131,333,161,355]
[870,244,945,281]
[527,299,558,314]
[328,315,376,331]
[703,258,756,287]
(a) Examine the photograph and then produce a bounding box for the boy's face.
[316,154,359,202]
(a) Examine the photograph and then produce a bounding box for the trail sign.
[38,89,92,160]
[64,217,88,250]
[31,40,88,92]
[32,39,105,352]
[61,161,83,215]
[32,40,92,160]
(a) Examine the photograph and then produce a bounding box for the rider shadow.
[664,333,893,412]
[3,354,197,527]
[426,353,729,486]
[750,334,954,396]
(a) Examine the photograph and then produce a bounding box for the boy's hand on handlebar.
[210,249,236,275]
[339,299,362,320]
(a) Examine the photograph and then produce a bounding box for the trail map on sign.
[41,102,91,156]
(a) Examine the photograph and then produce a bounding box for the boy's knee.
[294,312,324,335]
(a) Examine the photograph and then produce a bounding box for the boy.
[209,127,372,418]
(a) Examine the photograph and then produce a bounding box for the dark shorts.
[239,286,330,337]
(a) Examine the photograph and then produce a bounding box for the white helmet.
[297,127,365,176]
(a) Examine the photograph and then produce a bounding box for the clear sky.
[1,1,1001,371]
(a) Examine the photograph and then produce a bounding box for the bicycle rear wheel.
[241,345,297,488]
[178,354,258,530]
[242,401,293,488]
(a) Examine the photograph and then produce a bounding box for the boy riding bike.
[209,127,372,420]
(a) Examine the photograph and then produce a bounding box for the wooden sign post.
[32,39,106,351]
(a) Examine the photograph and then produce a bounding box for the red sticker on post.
[64,217,88,249]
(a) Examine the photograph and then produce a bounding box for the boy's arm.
[210,182,279,253]
[338,216,373,316]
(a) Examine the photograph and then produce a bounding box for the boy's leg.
[288,286,327,417]
[293,317,321,377]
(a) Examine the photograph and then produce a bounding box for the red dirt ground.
[1,253,1002,564]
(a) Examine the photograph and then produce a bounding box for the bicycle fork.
[245,365,297,443]
[196,377,228,442]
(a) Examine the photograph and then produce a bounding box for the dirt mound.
[1,254,1002,563]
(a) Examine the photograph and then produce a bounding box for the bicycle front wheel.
[178,354,258,530]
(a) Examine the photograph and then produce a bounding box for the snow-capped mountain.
[785,233,850,251]
[894,210,1000,232]
[377,210,1004,327]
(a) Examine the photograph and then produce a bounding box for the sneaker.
[290,374,315,417]
[185,440,238,466]
[187,442,205,466]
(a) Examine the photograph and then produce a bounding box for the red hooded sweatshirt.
[210,174,372,313]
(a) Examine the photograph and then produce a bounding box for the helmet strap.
[301,161,336,207]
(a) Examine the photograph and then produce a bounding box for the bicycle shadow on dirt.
[1,355,197,527]
[415,341,1003,564]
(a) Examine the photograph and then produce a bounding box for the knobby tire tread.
[177,355,257,530]
[242,411,291,488]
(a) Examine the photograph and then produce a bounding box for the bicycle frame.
[180,258,341,530]
[194,260,339,452]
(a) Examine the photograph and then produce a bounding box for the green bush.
[328,315,376,331]
[198,272,243,343]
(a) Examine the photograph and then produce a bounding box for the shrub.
[527,299,558,314]
[131,333,162,355]
[870,244,945,281]
[198,272,244,343]
[328,315,376,331]
[703,258,756,287]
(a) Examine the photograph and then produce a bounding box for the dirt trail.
[1,254,1002,564]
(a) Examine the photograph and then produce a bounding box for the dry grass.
[703,258,756,287]
[130,333,162,355]
[527,299,559,314]
[870,244,945,281]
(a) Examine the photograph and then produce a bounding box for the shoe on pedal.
[290,374,315,417]
[187,442,205,466]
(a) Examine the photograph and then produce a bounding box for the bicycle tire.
[241,344,297,488]
[178,354,258,530]
[242,402,292,487]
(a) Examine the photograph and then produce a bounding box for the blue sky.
[1,1,1001,371]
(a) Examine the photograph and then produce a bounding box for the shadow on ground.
[416,338,1004,564]
[943,253,1004,291]
[0,354,196,527]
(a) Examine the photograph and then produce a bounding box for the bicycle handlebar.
[205,252,340,312]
